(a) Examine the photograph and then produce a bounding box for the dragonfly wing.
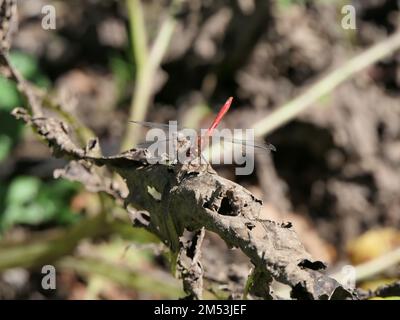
[136,139,170,149]
[223,137,276,152]
[129,120,173,130]
[129,120,187,132]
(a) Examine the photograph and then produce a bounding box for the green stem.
[127,0,148,74]
[121,1,179,151]
[252,31,400,137]
[355,248,400,282]
[57,256,184,299]
[330,248,400,284]
[0,214,109,271]
[205,31,400,159]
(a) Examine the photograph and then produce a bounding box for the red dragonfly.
[129,97,275,165]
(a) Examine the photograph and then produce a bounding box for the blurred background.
[0,0,400,299]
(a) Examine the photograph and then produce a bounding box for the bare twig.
[41,93,95,147]
[0,53,43,117]
[0,0,17,52]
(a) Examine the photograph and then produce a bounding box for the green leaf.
[0,52,45,111]
[109,55,133,101]
[9,51,39,79]
[6,176,41,205]
[0,135,12,162]
[277,0,307,10]
[34,74,51,89]
[0,77,22,111]
[3,202,47,227]
[1,178,80,231]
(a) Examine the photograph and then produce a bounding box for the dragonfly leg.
[199,153,216,174]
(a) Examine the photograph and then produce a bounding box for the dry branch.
[7,104,355,299]
[0,2,355,299]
